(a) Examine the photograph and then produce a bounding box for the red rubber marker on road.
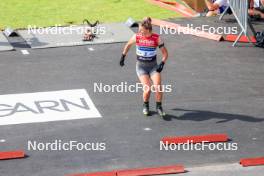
[117,165,185,176]
[0,150,25,160]
[67,171,116,176]
[225,35,257,43]
[240,157,264,167]
[162,134,229,144]
[67,165,185,176]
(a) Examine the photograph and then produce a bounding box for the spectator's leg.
[249,8,264,19]
[206,10,218,16]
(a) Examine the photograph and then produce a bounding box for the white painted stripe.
[0,139,6,143]
[88,47,94,51]
[21,50,29,55]
[143,127,152,131]
[0,89,101,126]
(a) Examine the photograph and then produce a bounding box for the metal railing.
[220,0,256,46]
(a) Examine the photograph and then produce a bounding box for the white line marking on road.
[21,50,29,55]
[143,127,152,131]
[0,139,6,143]
[88,47,94,51]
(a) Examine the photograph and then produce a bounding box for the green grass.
[0,0,181,29]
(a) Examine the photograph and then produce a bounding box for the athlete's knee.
[153,84,163,93]
[143,84,151,94]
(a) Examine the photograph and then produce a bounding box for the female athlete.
[120,17,168,117]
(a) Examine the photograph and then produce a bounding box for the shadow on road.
[164,108,264,123]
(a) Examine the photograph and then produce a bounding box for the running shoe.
[156,106,166,117]
[143,103,150,116]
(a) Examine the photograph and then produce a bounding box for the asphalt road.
[0,20,263,176]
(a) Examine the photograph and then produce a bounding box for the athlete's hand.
[156,61,165,73]
[120,54,126,67]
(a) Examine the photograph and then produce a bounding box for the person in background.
[249,0,264,19]
[204,0,229,17]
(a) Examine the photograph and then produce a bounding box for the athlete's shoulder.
[152,33,160,38]
[152,33,160,42]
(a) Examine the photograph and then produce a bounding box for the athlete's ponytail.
[141,17,152,31]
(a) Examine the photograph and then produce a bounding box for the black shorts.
[136,60,158,77]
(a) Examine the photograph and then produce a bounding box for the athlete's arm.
[158,37,168,63]
[156,37,168,73]
[122,34,136,55]
[120,34,136,67]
